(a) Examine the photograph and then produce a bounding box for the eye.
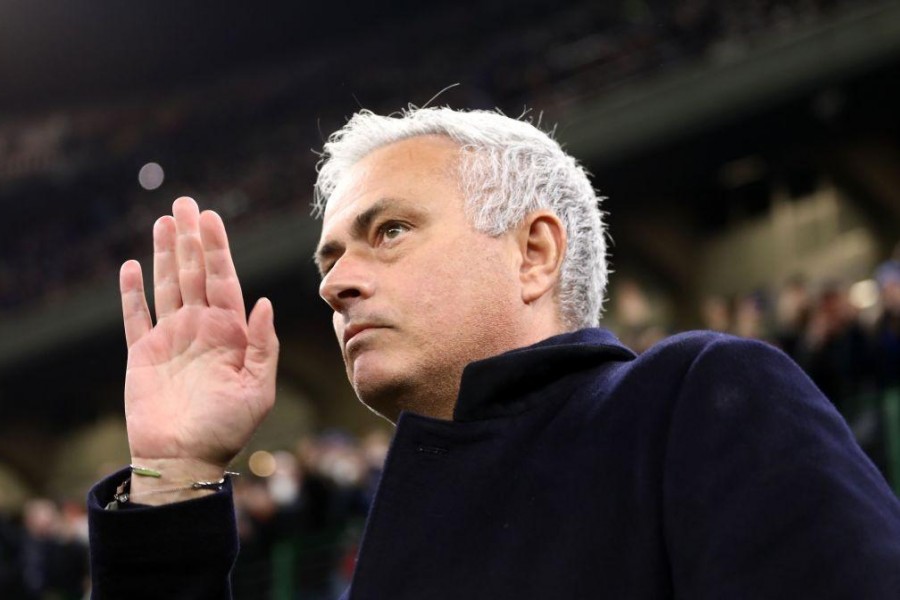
[377,221,409,243]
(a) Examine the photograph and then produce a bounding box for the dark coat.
[88,329,900,599]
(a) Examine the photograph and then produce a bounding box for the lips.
[343,323,382,348]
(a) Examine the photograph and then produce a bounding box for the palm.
[119,198,278,471]
[126,308,259,465]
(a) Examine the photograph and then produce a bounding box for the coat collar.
[452,328,636,422]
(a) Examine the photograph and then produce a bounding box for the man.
[88,108,900,599]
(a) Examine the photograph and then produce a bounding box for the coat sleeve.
[87,467,239,600]
[663,336,900,599]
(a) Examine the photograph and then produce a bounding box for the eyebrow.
[313,198,399,276]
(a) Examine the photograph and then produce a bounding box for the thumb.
[246,297,279,379]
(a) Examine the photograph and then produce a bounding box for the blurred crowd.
[0,0,883,315]
[231,430,390,600]
[0,430,390,600]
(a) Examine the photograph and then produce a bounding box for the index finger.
[199,210,246,316]
[120,260,152,349]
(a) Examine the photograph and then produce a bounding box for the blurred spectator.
[233,478,277,600]
[870,259,900,389]
[359,430,390,509]
[21,498,88,600]
[0,513,27,597]
[733,292,769,341]
[700,294,732,333]
[611,278,668,353]
[773,275,812,357]
[786,282,869,411]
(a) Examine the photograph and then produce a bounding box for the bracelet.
[106,471,239,510]
[130,464,163,478]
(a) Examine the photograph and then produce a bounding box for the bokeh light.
[849,279,880,310]
[248,450,277,477]
[138,162,165,190]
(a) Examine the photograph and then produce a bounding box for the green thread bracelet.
[130,464,163,478]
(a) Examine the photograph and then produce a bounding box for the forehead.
[321,135,462,225]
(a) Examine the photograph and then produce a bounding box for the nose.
[319,253,375,312]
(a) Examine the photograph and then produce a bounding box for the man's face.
[316,135,525,421]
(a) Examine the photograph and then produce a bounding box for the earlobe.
[519,212,566,305]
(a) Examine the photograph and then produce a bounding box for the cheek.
[390,236,518,334]
[423,249,516,320]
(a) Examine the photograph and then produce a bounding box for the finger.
[120,260,152,349]
[245,298,279,389]
[173,197,207,306]
[200,210,245,316]
[153,216,182,320]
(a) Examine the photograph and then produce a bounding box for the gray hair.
[313,107,607,330]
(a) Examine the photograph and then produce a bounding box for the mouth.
[343,323,383,349]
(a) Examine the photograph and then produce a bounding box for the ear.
[516,211,566,305]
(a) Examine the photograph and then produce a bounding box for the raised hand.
[119,197,279,503]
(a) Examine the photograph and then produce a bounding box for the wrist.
[127,457,228,506]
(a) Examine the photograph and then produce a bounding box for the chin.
[350,353,395,389]
[350,361,410,422]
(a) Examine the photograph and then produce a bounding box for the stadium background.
[1,0,900,597]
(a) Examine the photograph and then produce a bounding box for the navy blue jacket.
[88,329,900,599]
